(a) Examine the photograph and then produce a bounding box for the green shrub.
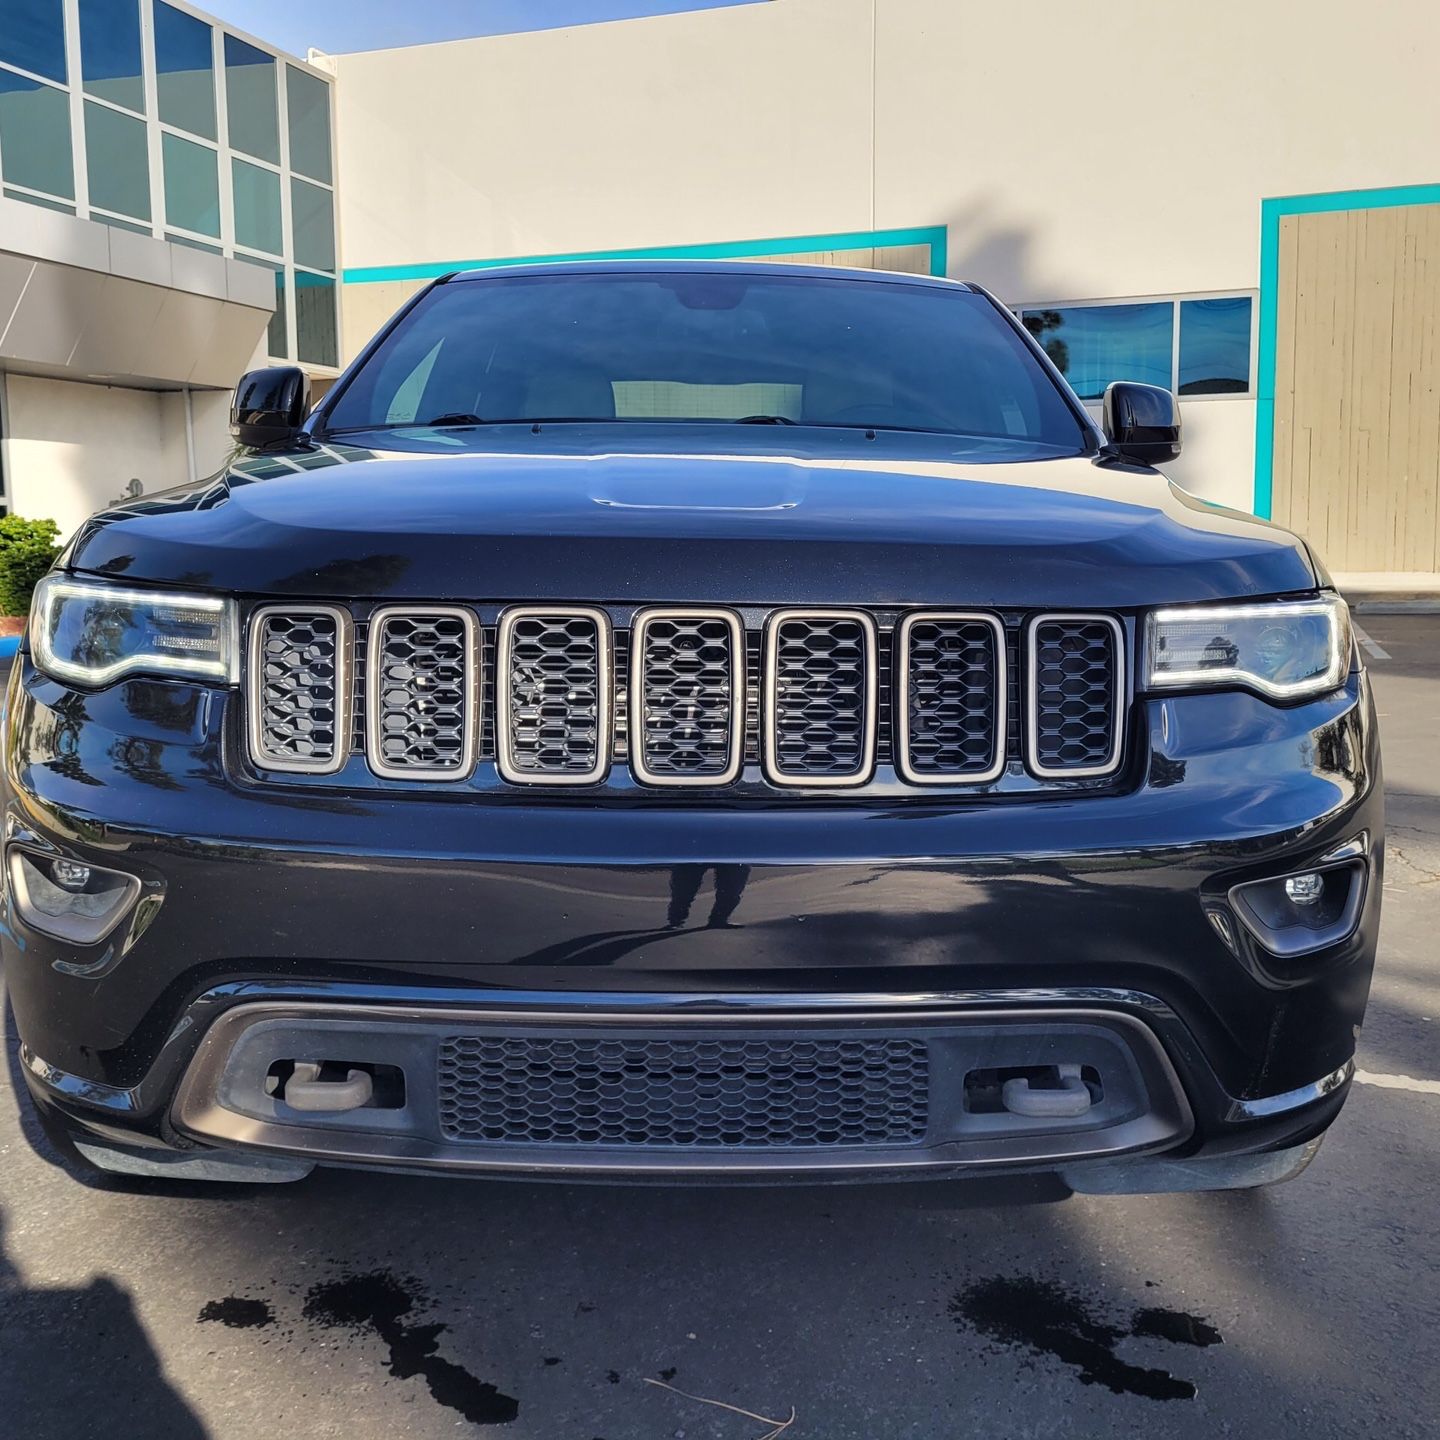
[0,515,61,617]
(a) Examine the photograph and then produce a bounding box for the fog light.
[7,849,140,945]
[1284,872,1325,906]
[50,858,92,892]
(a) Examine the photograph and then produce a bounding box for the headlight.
[30,576,237,687]
[1144,595,1351,701]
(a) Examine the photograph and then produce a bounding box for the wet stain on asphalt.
[303,1271,520,1426]
[950,1276,1223,1400]
[197,1296,274,1329]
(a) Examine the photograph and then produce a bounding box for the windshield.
[322,270,1088,452]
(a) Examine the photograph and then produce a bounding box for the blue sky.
[206,0,766,57]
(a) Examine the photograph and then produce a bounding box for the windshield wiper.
[733,414,796,425]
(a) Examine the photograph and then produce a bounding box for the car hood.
[66,429,1317,605]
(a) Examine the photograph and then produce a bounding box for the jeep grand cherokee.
[4,262,1381,1191]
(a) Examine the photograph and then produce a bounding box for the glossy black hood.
[66,427,1316,606]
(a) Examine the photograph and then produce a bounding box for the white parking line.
[1354,1069,1440,1096]
[1353,624,1391,660]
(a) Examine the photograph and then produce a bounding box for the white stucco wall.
[327,0,1440,515]
[1,376,237,538]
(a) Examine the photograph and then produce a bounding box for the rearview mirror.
[231,366,311,450]
[1102,382,1182,466]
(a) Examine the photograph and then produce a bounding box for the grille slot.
[630,609,744,786]
[897,613,1006,783]
[1026,614,1125,778]
[496,607,612,785]
[437,1033,930,1148]
[247,605,350,774]
[366,607,478,779]
[763,609,877,786]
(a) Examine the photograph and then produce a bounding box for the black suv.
[5,263,1380,1192]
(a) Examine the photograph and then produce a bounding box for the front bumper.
[4,660,1382,1182]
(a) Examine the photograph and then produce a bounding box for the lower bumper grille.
[437,1033,930,1148]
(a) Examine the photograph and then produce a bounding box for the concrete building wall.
[327,0,1440,516]
[2,374,240,539]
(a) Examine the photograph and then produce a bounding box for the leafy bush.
[0,515,60,617]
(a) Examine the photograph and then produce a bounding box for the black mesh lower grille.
[438,1033,930,1148]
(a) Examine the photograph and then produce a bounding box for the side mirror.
[231,366,311,450]
[1102,381,1182,465]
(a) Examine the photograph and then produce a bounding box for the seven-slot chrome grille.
[630,610,745,785]
[245,604,1127,788]
[764,610,877,786]
[367,607,479,779]
[1026,614,1125,779]
[247,605,350,774]
[895,613,1006,784]
[437,1033,931,1148]
[496,608,611,785]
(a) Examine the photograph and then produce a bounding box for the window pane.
[0,0,66,83]
[0,70,74,199]
[79,0,144,112]
[295,270,337,367]
[85,100,150,220]
[154,0,216,139]
[291,177,335,271]
[166,232,222,253]
[162,131,220,236]
[238,254,288,358]
[1179,296,1253,395]
[92,212,152,235]
[4,187,75,215]
[224,34,279,164]
[286,65,332,182]
[232,157,282,254]
[1021,302,1173,400]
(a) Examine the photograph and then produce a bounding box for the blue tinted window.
[291,177,335,271]
[295,270,337,367]
[286,65,332,182]
[0,0,66,83]
[224,34,279,164]
[154,1,215,139]
[326,273,1087,454]
[1021,303,1173,400]
[79,0,144,112]
[85,100,150,219]
[1179,297,1252,395]
[162,130,219,236]
[0,69,73,198]
[233,157,282,254]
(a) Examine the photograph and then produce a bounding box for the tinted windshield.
[323,271,1088,452]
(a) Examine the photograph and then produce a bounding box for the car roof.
[446,258,976,291]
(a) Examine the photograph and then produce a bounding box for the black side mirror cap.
[231,366,311,450]
[1102,381,1182,465]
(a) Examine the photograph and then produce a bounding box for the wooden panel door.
[1272,203,1440,572]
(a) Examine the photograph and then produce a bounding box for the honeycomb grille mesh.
[903,618,1001,777]
[250,609,344,770]
[635,614,740,781]
[768,615,872,779]
[437,1033,930,1148]
[1031,618,1121,772]
[370,611,474,776]
[502,613,605,778]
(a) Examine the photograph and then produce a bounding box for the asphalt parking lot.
[1,616,1437,1440]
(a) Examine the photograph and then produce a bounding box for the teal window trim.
[1255,182,1440,519]
[341,224,950,287]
